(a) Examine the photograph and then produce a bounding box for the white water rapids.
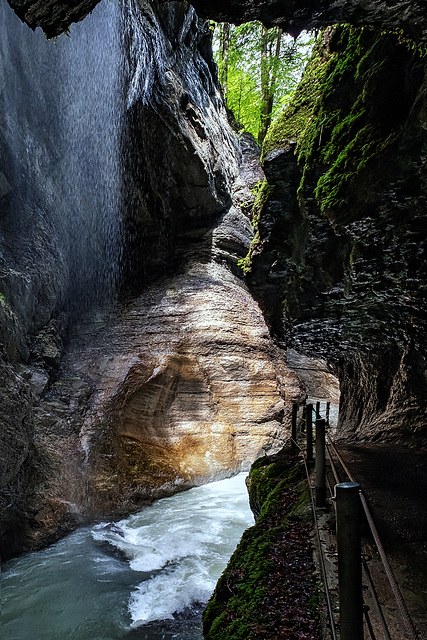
[2,474,253,640]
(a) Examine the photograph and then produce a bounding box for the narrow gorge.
[1,0,426,638]
[1,0,306,558]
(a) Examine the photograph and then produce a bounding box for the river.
[2,473,253,640]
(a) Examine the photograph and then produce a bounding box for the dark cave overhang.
[8,0,427,41]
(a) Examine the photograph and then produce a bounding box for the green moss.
[203,526,277,640]
[262,24,426,221]
[262,32,332,163]
[247,452,303,517]
[238,180,274,274]
[203,448,318,640]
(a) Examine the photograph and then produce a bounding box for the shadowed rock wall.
[120,0,239,285]
[246,26,427,443]
[7,0,101,38]
[1,0,126,556]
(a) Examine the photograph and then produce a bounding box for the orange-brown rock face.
[66,260,303,517]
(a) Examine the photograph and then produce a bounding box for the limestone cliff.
[0,1,303,557]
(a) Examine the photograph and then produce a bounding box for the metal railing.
[291,402,420,640]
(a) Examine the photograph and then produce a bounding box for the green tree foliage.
[213,22,314,142]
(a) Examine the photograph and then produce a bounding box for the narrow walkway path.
[338,444,427,639]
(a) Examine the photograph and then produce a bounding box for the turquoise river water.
[2,473,253,640]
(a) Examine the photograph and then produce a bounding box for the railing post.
[315,417,326,507]
[306,403,313,462]
[316,401,321,418]
[291,403,298,447]
[335,482,363,640]
[326,401,330,427]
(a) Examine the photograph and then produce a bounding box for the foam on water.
[2,473,253,639]
[92,473,254,627]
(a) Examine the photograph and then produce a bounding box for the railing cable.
[327,438,419,640]
[325,441,340,485]
[292,438,338,640]
[359,490,419,640]
[362,555,392,640]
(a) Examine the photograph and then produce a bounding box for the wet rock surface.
[285,349,340,418]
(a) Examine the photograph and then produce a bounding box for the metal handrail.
[293,403,420,639]
[362,555,392,640]
[326,437,419,640]
[292,438,338,640]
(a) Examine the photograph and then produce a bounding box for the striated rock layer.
[0,1,305,557]
[64,258,302,519]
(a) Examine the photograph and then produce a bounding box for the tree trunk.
[219,22,230,102]
[258,25,269,144]
[258,27,283,145]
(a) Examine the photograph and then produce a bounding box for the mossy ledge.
[202,447,321,640]
[237,180,274,274]
[263,24,426,222]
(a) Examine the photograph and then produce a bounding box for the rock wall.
[7,0,101,38]
[0,0,126,557]
[8,0,427,42]
[120,0,239,285]
[0,142,304,558]
[245,26,427,443]
[62,258,302,521]
[0,1,303,557]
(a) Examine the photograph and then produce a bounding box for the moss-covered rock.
[243,24,427,443]
[298,26,425,221]
[202,448,320,640]
[237,179,274,274]
[262,29,333,163]
[264,25,426,221]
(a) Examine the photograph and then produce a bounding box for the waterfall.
[0,1,125,320]
[0,0,238,327]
